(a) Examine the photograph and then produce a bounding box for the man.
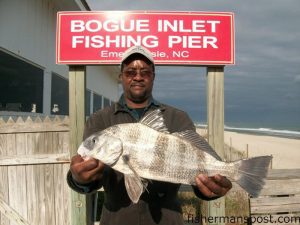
[67,46,232,225]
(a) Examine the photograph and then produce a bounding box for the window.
[103,97,110,107]
[0,50,43,112]
[86,89,91,116]
[93,93,102,112]
[51,73,68,115]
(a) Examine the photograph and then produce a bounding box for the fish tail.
[234,156,272,197]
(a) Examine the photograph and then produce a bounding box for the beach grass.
[179,187,249,225]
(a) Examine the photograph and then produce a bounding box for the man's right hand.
[70,154,105,185]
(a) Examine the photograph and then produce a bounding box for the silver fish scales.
[78,109,272,203]
[115,123,223,184]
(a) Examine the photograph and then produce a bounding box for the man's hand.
[195,174,232,198]
[70,154,105,184]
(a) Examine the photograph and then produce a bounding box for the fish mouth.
[78,144,90,158]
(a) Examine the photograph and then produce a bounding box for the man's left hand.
[195,174,232,198]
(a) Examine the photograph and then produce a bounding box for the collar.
[114,94,161,114]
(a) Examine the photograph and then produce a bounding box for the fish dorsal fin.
[173,130,222,160]
[139,109,169,133]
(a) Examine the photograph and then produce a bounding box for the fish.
[78,109,272,203]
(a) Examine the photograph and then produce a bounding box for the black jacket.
[67,97,219,225]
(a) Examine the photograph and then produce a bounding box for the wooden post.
[69,66,87,225]
[206,66,225,225]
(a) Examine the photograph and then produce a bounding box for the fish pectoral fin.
[122,155,148,203]
[122,155,140,178]
[124,175,144,203]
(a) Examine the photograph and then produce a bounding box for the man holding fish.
[67,46,271,225]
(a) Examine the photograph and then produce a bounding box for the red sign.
[56,11,234,65]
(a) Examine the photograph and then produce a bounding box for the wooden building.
[0,0,119,224]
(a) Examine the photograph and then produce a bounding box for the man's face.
[120,56,155,105]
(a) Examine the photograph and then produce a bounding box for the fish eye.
[92,137,96,143]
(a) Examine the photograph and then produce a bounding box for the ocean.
[195,123,300,140]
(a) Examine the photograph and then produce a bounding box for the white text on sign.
[70,19,220,49]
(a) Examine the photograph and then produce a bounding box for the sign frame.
[56,11,235,66]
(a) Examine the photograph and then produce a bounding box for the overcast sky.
[87,0,300,130]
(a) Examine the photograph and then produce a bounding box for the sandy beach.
[196,128,300,169]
